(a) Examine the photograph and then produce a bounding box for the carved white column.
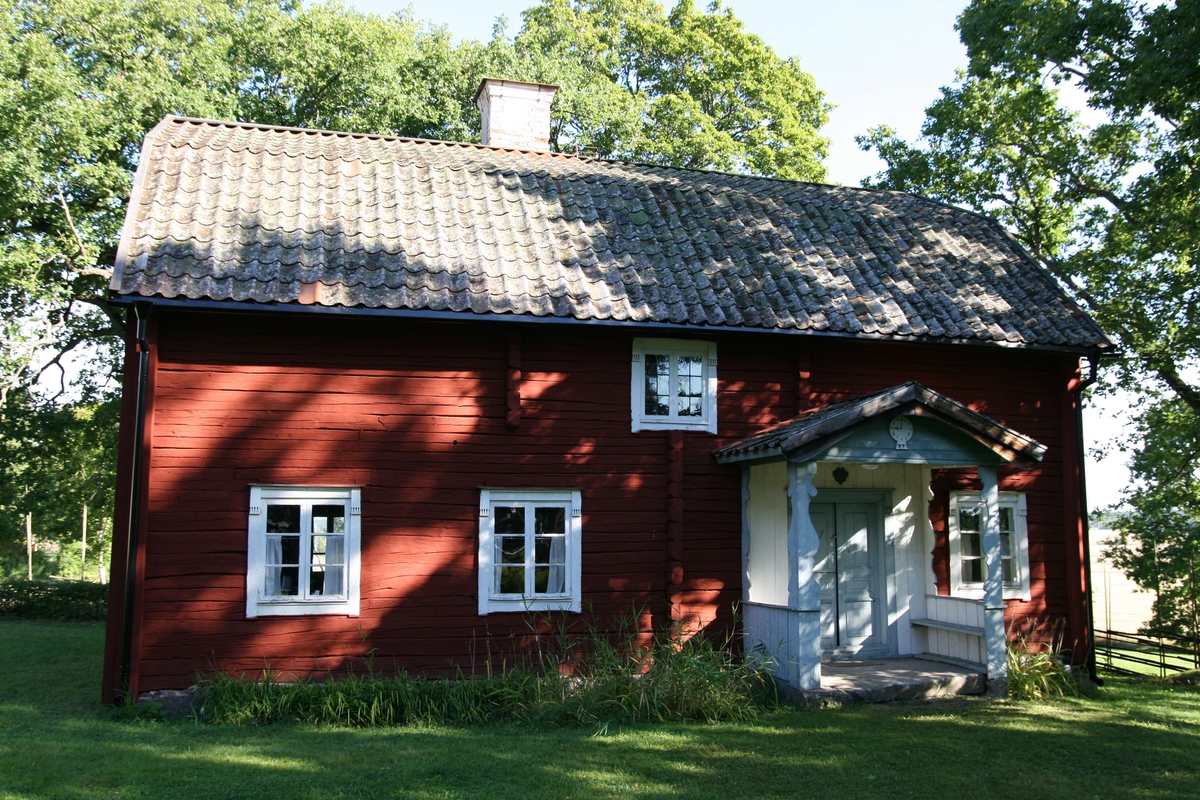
[978,465,1008,692]
[786,461,822,689]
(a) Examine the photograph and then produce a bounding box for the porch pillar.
[978,465,1008,694]
[786,461,821,689]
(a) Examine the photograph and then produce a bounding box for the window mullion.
[525,503,536,598]
[300,503,312,601]
[668,351,678,421]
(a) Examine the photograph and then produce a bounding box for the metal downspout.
[1076,355,1103,686]
[117,301,152,702]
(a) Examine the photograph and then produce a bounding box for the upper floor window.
[478,488,582,614]
[246,486,361,618]
[948,491,1030,601]
[630,338,717,433]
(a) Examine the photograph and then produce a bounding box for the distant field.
[1,620,1199,799]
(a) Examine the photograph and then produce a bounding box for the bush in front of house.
[200,615,777,728]
[0,580,108,622]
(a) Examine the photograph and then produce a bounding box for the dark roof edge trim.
[106,294,1116,357]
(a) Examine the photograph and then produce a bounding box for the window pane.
[494,506,525,535]
[264,566,282,596]
[312,535,328,565]
[961,557,983,584]
[312,505,345,534]
[535,535,566,565]
[958,506,981,532]
[497,536,524,565]
[324,565,344,596]
[310,565,327,595]
[498,566,524,594]
[676,355,703,417]
[279,565,300,596]
[999,507,1015,532]
[324,535,345,566]
[280,535,300,565]
[1000,531,1012,559]
[546,564,565,594]
[1002,556,1017,583]
[267,504,300,533]
[961,532,981,558]
[644,354,670,416]
[535,506,565,535]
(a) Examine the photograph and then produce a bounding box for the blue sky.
[345,0,1132,503]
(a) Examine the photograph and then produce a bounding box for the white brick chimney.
[474,78,559,151]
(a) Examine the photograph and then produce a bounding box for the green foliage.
[201,615,773,727]
[0,391,118,578]
[1006,618,1081,700]
[857,0,1200,637]
[0,1,828,564]
[0,579,108,621]
[514,0,829,179]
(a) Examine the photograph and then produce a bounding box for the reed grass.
[200,610,775,727]
[1006,617,1081,700]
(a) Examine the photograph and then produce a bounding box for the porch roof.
[713,381,1046,467]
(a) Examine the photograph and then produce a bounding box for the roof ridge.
[154,115,968,205]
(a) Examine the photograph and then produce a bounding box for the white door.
[811,500,881,652]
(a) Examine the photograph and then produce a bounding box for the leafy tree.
[0,0,829,565]
[513,0,829,179]
[857,0,1200,637]
[0,391,118,579]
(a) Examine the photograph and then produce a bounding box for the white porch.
[716,382,1047,695]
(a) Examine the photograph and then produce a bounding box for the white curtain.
[547,537,566,593]
[264,536,283,596]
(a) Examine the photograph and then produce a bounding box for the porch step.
[790,657,987,706]
[913,652,988,673]
[910,617,985,637]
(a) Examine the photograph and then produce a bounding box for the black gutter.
[1075,354,1104,686]
[106,294,1116,358]
[117,301,153,703]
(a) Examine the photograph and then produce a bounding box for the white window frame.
[631,338,718,433]
[478,488,582,615]
[246,486,362,618]
[948,491,1031,601]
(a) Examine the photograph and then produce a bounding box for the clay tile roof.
[111,116,1112,351]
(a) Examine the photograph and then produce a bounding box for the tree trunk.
[81,503,88,581]
[25,512,32,581]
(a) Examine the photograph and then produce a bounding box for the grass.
[1,621,1199,799]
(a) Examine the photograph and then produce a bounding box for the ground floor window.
[948,491,1031,600]
[246,486,361,617]
[478,488,582,614]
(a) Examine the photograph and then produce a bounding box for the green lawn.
[1,620,1199,799]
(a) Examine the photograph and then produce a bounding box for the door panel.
[810,503,837,647]
[837,504,876,647]
[808,499,881,652]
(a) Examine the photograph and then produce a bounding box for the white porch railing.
[911,595,986,667]
[742,601,820,690]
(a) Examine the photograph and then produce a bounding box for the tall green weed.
[1007,617,1080,700]
[200,610,775,727]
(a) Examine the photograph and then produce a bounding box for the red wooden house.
[101,79,1112,702]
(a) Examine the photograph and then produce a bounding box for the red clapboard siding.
[109,309,1087,692]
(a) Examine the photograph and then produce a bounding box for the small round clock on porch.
[888,416,914,450]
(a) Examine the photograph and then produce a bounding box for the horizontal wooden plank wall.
[127,310,1079,691]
